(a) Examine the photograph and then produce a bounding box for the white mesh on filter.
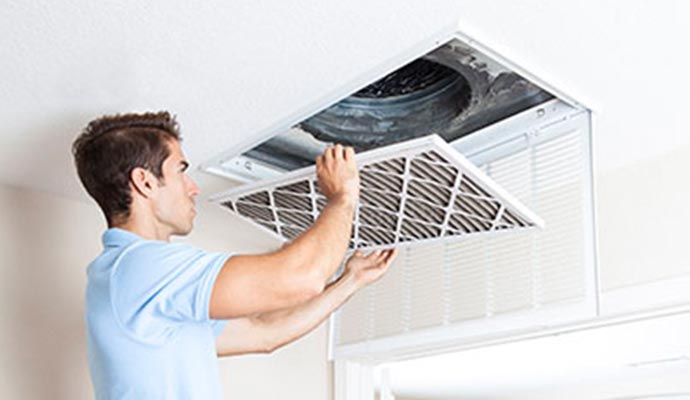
[210,135,544,250]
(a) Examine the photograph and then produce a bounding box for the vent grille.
[211,135,543,250]
[330,112,596,360]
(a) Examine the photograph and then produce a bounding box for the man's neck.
[112,218,171,242]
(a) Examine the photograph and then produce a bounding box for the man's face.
[152,139,200,236]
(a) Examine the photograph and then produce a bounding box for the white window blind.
[331,110,597,360]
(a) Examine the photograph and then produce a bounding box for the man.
[72,111,397,399]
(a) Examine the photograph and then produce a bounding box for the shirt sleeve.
[210,319,229,338]
[110,241,232,343]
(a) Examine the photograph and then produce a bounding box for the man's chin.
[172,222,194,237]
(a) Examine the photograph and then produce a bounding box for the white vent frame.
[209,134,544,251]
[328,101,598,362]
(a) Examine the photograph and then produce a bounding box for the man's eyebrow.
[179,160,190,171]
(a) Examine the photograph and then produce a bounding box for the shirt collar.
[102,227,143,248]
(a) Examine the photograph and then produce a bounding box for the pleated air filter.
[210,135,544,250]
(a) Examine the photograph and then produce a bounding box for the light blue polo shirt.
[85,228,232,399]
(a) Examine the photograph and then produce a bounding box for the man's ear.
[130,167,157,198]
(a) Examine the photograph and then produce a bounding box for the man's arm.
[210,144,360,320]
[215,249,397,356]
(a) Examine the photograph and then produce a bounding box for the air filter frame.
[209,134,544,251]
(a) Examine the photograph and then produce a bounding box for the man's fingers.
[380,249,397,266]
[376,249,391,262]
[365,249,381,260]
[374,250,387,264]
[362,249,396,265]
[333,144,344,161]
[320,144,354,167]
[344,146,355,161]
[323,146,333,163]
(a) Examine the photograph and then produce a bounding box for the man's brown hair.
[72,111,182,226]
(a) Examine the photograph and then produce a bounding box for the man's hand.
[345,248,398,289]
[216,247,398,356]
[316,144,360,208]
[210,146,361,321]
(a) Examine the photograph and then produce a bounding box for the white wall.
[0,183,100,399]
[0,181,331,399]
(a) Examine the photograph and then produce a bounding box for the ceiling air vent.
[209,135,544,251]
[200,34,560,182]
[202,28,595,362]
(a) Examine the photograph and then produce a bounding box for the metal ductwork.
[243,39,553,172]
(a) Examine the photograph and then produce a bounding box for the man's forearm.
[254,272,361,352]
[279,196,355,285]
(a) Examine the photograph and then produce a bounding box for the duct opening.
[351,59,459,99]
[226,37,557,177]
[298,59,472,150]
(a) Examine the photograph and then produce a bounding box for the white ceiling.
[1,0,688,205]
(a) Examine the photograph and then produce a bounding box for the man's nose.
[187,177,201,197]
